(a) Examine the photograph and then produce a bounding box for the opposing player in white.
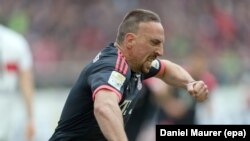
[0,24,35,141]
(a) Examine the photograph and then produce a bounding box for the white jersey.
[0,25,33,141]
[0,24,32,92]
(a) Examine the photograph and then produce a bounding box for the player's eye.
[150,39,161,46]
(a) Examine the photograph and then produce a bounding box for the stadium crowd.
[1,0,250,140]
[1,0,249,88]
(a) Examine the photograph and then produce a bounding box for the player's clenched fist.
[186,81,208,102]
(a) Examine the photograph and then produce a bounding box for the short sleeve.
[1,26,33,71]
[143,59,165,79]
[17,38,33,70]
[88,51,130,102]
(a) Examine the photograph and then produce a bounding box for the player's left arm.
[19,67,35,141]
[155,59,208,102]
[17,37,35,141]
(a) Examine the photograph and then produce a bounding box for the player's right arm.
[89,47,129,140]
[94,89,128,141]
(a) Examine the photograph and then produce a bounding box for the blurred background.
[0,0,250,141]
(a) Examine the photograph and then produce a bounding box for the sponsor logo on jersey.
[120,100,132,115]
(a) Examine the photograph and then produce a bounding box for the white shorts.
[0,92,26,141]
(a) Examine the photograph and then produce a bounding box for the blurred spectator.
[185,52,218,124]
[0,24,35,141]
[1,0,248,87]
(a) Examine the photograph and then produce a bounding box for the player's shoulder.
[92,43,120,64]
[88,43,130,75]
[0,25,29,49]
[0,25,25,41]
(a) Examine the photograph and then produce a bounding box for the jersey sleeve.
[88,50,130,102]
[16,37,33,70]
[143,59,165,80]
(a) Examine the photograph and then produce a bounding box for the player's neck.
[114,42,139,73]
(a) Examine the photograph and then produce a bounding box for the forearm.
[157,60,195,89]
[94,91,128,141]
[22,89,33,120]
[95,104,127,141]
[19,69,34,120]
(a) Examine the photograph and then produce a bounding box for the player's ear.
[125,33,136,49]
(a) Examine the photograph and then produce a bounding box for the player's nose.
[155,46,163,56]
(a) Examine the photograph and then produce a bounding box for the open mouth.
[147,56,157,62]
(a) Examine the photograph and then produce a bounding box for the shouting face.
[128,21,165,73]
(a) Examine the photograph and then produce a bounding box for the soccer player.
[49,9,208,141]
[0,24,35,141]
